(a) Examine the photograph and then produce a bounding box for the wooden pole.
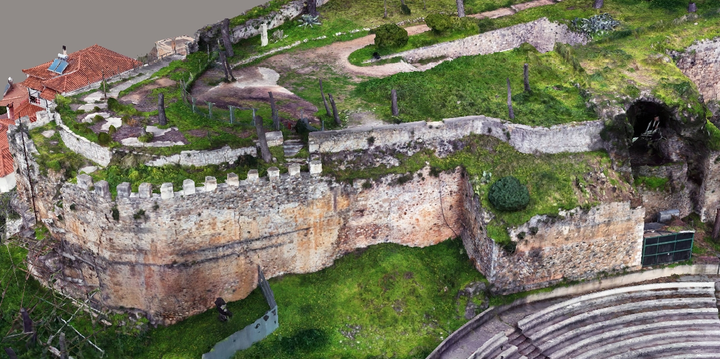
[269,92,279,130]
[391,89,399,116]
[507,78,515,120]
[319,79,331,116]
[329,93,340,125]
[523,63,530,93]
[712,208,720,240]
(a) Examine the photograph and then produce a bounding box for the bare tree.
[523,63,530,93]
[221,18,234,58]
[4,348,18,359]
[219,51,230,82]
[384,0,388,18]
[319,79,331,116]
[507,78,515,120]
[593,0,604,9]
[391,89,399,116]
[158,93,167,126]
[688,2,697,12]
[254,115,273,163]
[269,92,280,131]
[329,93,340,125]
[456,0,465,17]
[59,332,68,359]
[307,0,318,16]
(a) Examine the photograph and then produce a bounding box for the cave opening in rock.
[626,100,674,167]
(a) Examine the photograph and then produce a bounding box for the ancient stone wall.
[373,17,587,63]
[461,177,645,294]
[676,36,720,102]
[309,115,605,155]
[30,165,462,325]
[143,145,257,167]
[55,120,113,167]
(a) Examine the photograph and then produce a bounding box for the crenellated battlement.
[72,161,324,203]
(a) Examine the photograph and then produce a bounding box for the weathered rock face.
[676,37,720,102]
[632,162,694,221]
[461,177,644,294]
[26,165,462,325]
[697,150,720,222]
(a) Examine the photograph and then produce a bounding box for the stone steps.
[283,139,304,157]
[572,331,720,359]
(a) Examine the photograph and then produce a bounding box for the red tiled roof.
[40,87,58,101]
[14,101,43,122]
[0,121,15,178]
[0,81,28,107]
[23,44,142,94]
[21,76,45,92]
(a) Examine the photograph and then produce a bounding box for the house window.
[30,95,39,104]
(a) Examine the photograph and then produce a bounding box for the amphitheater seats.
[468,282,720,359]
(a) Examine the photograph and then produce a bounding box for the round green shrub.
[93,115,104,123]
[488,176,530,212]
[425,13,453,33]
[98,132,112,147]
[107,98,121,112]
[108,125,117,136]
[401,4,411,15]
[374,23,409,49]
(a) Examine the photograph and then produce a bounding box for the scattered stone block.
[79,166,97,174]
[161,183,174,199]
[657,209,680,223]
[265,131,284,147]
[205,176,217,192]
[268,167,280,182]
[310,160,322,176]
[139,183,152,199]
[41,130,56,138]
[227,173,239,187]
[247,169,259,182]
[95,180,111,200]
[261,23,269,46]
[117,182,131,199]
[288,163,301,176]
[183,179,196,196]
[77,174,93,190]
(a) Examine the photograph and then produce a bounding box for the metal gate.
[641,231,694,266]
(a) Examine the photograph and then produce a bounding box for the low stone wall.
[56,121,113,167]
[676,36,720,102]
[144,145,257,167]
[193,0,329,51]
[309,115,605,155]
[461,176,645,294]
[373,17,587,64]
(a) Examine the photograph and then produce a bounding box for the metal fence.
[641,231,694,266]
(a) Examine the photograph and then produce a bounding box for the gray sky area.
[0,0,268,86]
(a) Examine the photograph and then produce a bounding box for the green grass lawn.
[3,237,487,358]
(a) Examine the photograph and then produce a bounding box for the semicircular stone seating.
[469,282,720,359]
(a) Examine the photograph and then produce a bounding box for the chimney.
[63,45,67,56]
[7,77,13,86]
[58,45,68,60]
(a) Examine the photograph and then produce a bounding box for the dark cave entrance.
[627,100,675,167]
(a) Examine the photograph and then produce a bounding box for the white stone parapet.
[161,183,174,199]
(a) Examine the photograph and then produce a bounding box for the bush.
[138,132,154,143]
[488,176,530,212]
[425,13,453,33]
[94,115,104,123]
[374,23,409,49]
[98,132,112,147]
[401,4,411,15]
[108,125,117,136]
[107,98,121,112]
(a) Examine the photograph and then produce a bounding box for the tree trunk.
[4,348,18,359]
[308,0,318,16]
[221,18,234,58]
[269,92,280,131]
[319,79,331,116]
[223,50,235,81]
[456,0,465,18]
[391,89,399,116]
[384,0,388,18]
[424,0,427,10]
[712,208,720,240]
[218,51,230,82]
[593,0,603,9]
[329,94,341,125]
[254,115,273,163]
[158,93,167,126]
[59,332,68,359]
[523,63,530,93]
[507,78,515,120]
[688,2,697,12]
[400,0,405,5]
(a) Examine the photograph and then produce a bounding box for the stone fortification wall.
[372,17,587,64]
[309,115,605,155]
[461,177,645,294]
[56,120,113,167]
[143,145,257,167]
[38,165,462,324]
[676,36,720,102]
[193,0,329,51]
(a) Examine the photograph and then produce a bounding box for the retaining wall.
[143,145,257,167]
[56,118,113,167]
[309,115,605,155]
[372,17,587,64]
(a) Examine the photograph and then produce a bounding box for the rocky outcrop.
[676,36,720,103]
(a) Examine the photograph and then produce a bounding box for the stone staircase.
[468,282,720,359]
[283,138,304,157]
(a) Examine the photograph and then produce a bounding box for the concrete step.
[603,341,720,359]
[518,283,714,333]
[570,330,720,359]
[520,287,715,336]
[534,307,719,351]
[547,319,720,358]
[469,332,507,359]
[647,353,720,359]
[492,345,518,359]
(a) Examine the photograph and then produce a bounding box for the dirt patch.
[190,66,318,122]
[187,129,208,138]
[153,128,189,145]
[119,78,177,112]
